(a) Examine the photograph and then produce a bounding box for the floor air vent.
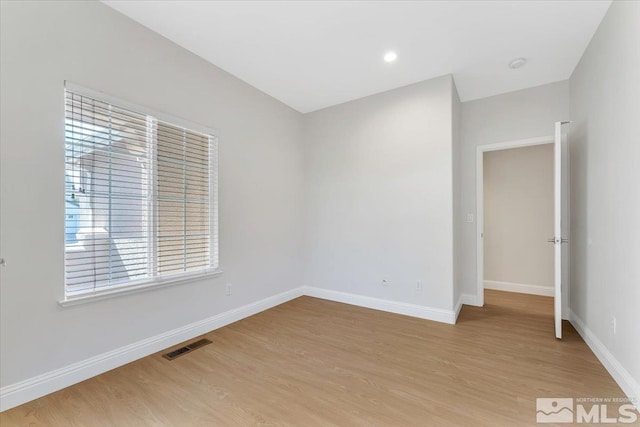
[163,338,212,361]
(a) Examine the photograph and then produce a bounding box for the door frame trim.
[475,135,556,307]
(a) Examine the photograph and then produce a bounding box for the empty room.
[0,0,638,425]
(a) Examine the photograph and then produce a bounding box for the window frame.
[60,82,221,306]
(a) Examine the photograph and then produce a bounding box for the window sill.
[58,268,223,307]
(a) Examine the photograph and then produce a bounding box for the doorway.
[476,135,570,329]
[483,143,554,297]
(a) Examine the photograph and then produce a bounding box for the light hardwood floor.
[1,290,631,426]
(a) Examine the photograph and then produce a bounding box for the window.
[64,86,218,299]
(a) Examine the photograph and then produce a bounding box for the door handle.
[548,237,569,244]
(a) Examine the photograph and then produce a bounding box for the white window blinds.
[157,121,213,274]
[64,88,218,297]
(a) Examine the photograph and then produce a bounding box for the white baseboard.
[14,286,632,415]
[0,287,304,412]
[455,295,463,320]
[484,280,554,297]
[455,293,480,321]
[569,310,640,406]
[303,286,457,324]
[461,293,482,307]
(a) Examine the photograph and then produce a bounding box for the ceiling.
[103,1,611,113]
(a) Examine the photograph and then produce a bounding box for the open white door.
[553,121,569,339]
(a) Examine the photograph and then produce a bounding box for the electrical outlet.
[382,279,389,287]
[416,280,422,293]
[226,283,232,296]
[611,316,617,335]
[466,213,474,223]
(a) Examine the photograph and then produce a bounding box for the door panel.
[554,121,569,339]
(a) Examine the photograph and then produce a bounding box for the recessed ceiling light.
[509,57,527,69]
[383,51,397,63]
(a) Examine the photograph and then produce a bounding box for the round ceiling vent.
[509,57,527,69]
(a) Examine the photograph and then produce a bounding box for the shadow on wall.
[568,119,589,318]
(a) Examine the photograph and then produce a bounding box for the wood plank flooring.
[0,290,631,426]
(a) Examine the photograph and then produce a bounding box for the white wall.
[0,0,303,390]
[459,81,570,301]
[303,76,454,311]
[483,144,554,290]
[452,82,463,306]
[569,0,640,397]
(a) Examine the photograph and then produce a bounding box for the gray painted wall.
[459,81,570,299]
[569,0,640,393]
[452,82,463,305]
[0,1,304,387]
[303,76,455,311]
